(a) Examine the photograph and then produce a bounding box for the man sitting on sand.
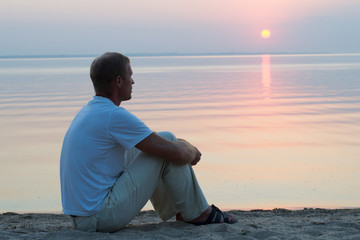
[60,52,237,232]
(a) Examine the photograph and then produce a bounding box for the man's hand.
[190,147,202,166]
[177,139,202,166]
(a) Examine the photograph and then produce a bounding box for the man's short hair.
[90,52,130,94]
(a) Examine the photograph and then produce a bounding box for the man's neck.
[95,93,121,106]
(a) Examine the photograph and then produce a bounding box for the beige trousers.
[71,131,209,232]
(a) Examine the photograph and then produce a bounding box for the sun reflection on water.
[262,54,272,100]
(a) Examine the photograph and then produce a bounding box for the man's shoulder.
[110,106,139,121]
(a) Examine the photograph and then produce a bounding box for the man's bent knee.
[157,131,177,141]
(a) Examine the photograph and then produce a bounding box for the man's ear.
[115,75,123,87]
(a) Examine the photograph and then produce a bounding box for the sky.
[1,0,360,56]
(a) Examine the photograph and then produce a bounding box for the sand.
[1,208,360,239]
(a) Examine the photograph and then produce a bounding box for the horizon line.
[1,51,360,59]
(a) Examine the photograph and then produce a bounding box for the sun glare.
[261,29,271,39]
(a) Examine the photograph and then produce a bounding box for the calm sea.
[1,54,359,213]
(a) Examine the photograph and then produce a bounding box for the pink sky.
[1,0,359,55]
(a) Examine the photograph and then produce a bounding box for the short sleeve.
[108,107,153,150]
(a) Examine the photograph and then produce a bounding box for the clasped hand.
[177,139,202,166]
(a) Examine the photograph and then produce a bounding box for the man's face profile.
[118,62,134,102]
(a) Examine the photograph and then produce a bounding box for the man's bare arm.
[135,133,201,165]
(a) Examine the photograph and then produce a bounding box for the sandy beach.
[1,208,360,239]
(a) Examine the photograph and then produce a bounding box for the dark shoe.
[193,204,237,225]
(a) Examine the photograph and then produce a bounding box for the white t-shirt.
[60,96,152,216]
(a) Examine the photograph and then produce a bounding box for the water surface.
[1,54,359,212]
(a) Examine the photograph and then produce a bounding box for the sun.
[261,29,271,39]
